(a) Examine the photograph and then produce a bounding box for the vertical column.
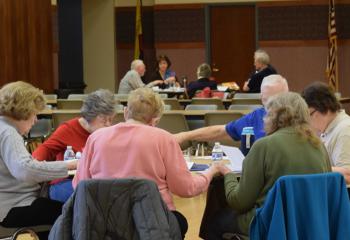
[82,0,116,93]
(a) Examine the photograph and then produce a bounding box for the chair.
[0,225,51,239]
[44,94,57,101]
[157,113,191,149]
[204,112,243,147]
[231,98,262,105]
[57,99,83,109]
[28,119,52,140]
[163,98,183,110]
[115,104,124,111]
[233,93,261,99]
[164,104,172,110]
[52,111,81,129]
[191,98,225,110]
[185,105,218,130]
[67,94,87,100]
[114,94,129,101]
[159,93,168,99]
[250,173,350,240]
[228,104,263,111]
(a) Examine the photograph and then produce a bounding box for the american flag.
[326,0,338,91]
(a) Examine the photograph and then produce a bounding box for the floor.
[174,192,207,240]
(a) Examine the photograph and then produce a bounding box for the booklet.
[221,145,245,173]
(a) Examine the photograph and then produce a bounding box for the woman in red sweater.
[32,89,116,202]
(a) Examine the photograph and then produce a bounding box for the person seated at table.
[118,59,164,94]
[302,82,350,183]
[187,63,218,98]
[175,74,288,150]
[72,88,219,239]
[32,89,116,203]
[242,49,277,93]
[149,54,179,89]
[207,92,331,239]
[0,81,76,233]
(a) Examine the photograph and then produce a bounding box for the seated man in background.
[118,59,165,94]
[242,49,277,93]
[32,89,116,202]
[73,88,219,239]
[302,82,350,183]
[187,63,217,98]
[175,74,288,149]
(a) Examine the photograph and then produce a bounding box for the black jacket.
[49,178,182,240]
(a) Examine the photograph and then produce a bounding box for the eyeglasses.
[310,110,317,116]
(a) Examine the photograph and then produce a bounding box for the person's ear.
[150,117,160,127]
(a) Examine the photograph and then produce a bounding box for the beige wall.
[82,0,116,93]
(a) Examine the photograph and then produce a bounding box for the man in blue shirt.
[174,74,289,146]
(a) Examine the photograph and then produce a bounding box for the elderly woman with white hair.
[33,89,117,203]
[243,49,277,93]
[73,88,219,238]
[118,59,164,94]
[206,92,331,239]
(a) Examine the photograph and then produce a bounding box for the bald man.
[175,74,289,147]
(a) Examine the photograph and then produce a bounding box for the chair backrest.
[231,98,262,105]
[67,94,87,100]
[44,94,57,100]
[185,104,218,110]
[204,112,243,147]
[57,99,83,109]
[163,98,183,110]
[228,104,263,111]
[29,119,52,139]
[158,93,168,99]
[234,93,261,99]
[114,94,129,101]
[250,173,350,240]
[191,98,225,109]
[115,104,124,111]
[164,104,172,110]
[157,113,191,149]
[52,111,81,129]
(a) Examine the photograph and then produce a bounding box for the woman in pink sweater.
[73,88,218,238]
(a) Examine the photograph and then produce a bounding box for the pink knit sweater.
[73,122,213,210]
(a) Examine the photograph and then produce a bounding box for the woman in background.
[149,55,179,89]
[33,89,116,203]
[187,63,217,98]
[73,88,219,239]
[0,81,76,233]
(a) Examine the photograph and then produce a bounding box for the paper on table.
[221,145,245,173]
[186,161,194,170]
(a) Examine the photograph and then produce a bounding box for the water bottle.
[241,127,255,156]
[75,151,82,160]
[63,146,75,161]
[212,142,224,161]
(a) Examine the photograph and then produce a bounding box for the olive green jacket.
[225,127,332,236]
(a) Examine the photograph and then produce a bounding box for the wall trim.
[257,0,350,7]
[154,4,204,10]
[259,39,350,47]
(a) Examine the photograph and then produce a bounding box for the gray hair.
[130,59,144,70]
[261,74,289,92]
[264,92,320,147]
[197,63,212,79]
[81,89,117,123]
[254,49,270,65]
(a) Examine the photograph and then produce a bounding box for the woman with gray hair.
[206,92,331,239]
[33,89,117,203]
[187,63,217,98]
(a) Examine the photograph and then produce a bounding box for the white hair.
[254,49,270,65]
[130,59,144,70]
[261,74,289,92]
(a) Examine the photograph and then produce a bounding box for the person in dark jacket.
[187,63,217,98]
[243,49,277,93]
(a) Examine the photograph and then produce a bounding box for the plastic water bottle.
[63,146,75,161]
[241,127,255,156]
[212,142,224,161]
[75,151,82,160]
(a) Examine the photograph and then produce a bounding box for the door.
[209,5,256,88]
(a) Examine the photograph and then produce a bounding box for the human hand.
[165,77,176,84]
[212,161,231,175]
[65,159,78,170]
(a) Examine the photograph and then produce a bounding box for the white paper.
[186,161,194,170]
[221,145,245,173]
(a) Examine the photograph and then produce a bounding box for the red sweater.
[33,118,90,162]
[33,118,89,185]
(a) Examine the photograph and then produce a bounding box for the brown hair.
[264,92,320,147]
[0,81,46,120]
[156,55,171,70]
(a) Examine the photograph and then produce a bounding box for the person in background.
[207,92,331,239]
[243,49,277,93]
[72,88,219,239]
[187,63,217,98]
[302,82,350,183]
[33,89,116,203]
[0,81,76,234]
[149,55,179,89]
[175,74,288,149]
[118,59,164,94]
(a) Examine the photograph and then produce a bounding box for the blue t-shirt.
[225,107,266,141]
